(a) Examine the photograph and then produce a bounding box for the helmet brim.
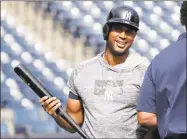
[107,18,139,31]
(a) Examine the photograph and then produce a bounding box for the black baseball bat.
[14,64,89,139]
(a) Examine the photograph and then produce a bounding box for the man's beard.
[107,41,130,56]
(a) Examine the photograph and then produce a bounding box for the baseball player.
[40,5,149,138]
[137,1,187,139]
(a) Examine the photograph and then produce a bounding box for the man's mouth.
[115,40,127,48]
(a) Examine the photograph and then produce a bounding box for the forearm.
[39,96,83,133]
[137,111,157,127]
[53,114,77,133]
[138,115,157,127]
[53,108,84,133]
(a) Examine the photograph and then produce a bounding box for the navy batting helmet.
[103,5,139,40]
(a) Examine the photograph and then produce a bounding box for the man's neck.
[104,51,129,67]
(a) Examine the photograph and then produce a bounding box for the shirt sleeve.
[136,63,156,114]
[67,69,81,100]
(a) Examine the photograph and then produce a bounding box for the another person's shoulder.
[145,33,186,76]
[153,32,186,63]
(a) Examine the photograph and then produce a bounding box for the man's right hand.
[39,96,61,117]
[39,97,83,133]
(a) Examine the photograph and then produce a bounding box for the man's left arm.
[137,63,157,127]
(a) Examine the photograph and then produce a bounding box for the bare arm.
[137,111,157,127]
[53,98,84,133]
[40,96,84,133]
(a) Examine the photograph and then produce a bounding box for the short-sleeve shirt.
[68,51,149,138]
[137,33,186,139]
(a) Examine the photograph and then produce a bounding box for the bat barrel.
[14,64,52,98]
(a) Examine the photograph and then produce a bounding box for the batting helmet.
[103,5,139,40]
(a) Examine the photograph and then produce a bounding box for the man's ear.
[103,24,110,40]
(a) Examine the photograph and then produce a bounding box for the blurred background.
[1,1,184,138]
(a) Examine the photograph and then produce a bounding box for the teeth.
[116,40,126,45]
[117,41,125,45]
[118,42,124,45]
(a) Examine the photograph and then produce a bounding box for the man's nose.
[119,31,127,39]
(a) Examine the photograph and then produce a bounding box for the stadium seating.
[1,11,70,137]
[32,1,183,60]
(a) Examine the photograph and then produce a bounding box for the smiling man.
[39,5,150,138]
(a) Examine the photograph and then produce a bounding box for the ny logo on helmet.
[122,11,132,21]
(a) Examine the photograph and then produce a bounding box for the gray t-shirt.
[68,52,149,138]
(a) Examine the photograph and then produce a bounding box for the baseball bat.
[14,64,89,139]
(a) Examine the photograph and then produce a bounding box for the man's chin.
[107,43,130,56]
[111,50,128,56]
